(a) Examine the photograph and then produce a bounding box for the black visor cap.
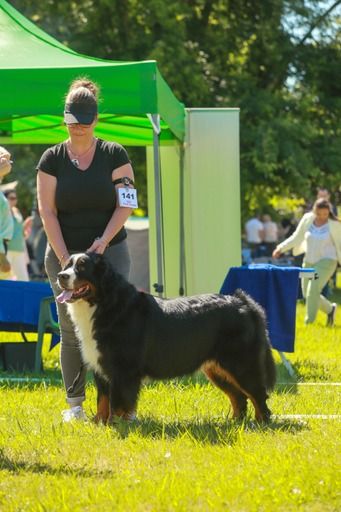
[64,102,97,125]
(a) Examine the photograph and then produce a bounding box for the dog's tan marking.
[94,395,110,424]
[203,364,245,418]
[202,362,265,422]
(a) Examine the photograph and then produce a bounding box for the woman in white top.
[273,199,340,325]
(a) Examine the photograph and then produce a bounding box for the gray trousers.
[302,258,337,324]
[45,241,131,406]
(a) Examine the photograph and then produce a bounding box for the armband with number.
[113,177,135,187]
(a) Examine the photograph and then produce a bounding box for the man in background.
[262,214,278,256]
[245,213,264,259]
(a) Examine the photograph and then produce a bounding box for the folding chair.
[35,296,59,373]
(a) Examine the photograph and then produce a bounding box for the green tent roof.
[0,0,185,145]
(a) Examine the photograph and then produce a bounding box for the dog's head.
[57,252,105,304]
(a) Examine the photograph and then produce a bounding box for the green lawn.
[0,284,340,511]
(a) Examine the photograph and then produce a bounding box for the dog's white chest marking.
[67,301,104,377]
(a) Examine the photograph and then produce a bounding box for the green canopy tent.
[0,0,186,293]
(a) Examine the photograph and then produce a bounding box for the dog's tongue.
[56,289,73,303]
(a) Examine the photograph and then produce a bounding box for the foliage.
[7,0,341,217]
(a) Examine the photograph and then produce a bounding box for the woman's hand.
[0,253,11,273]
[272,248,281,259]
[59,252,71,270]
[87,237,109,255]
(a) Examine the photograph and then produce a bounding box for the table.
[220,264,315,375]
[0,280,59,371]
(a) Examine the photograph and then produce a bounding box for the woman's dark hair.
[313,198,339,221]
[65,77,100,107]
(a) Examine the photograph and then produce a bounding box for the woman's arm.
[273,213,312,258]
[36,170,70,267]
[87,162,135,254]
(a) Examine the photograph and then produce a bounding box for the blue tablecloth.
[0,280,59,349]
[220,264,308,353]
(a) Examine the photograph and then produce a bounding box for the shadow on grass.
[293,359,336,381]
[0,367,63,388]
[111,415,308,444]
[0,448,115,477]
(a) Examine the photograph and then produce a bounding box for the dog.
[57,252,276,424]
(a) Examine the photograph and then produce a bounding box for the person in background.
[262,214,278,256]
[273,198,341,326]
[279,217,303,266]
[4,189,29,281]
[245,213,264,259]
[25,203,47,278]
[279,218,296,241]
[0,147,14,279]
[317,188,338,216]
[37,78,135,422]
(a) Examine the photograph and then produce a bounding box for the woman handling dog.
[272,198,341,326]
[37,78,135,421]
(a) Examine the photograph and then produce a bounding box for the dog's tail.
[234,289,276,391]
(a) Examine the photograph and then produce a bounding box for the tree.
[8,0,341,218]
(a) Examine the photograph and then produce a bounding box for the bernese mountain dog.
[57,252,276,424]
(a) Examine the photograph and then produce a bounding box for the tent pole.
[179,145,185,296]
[149,114,164,297]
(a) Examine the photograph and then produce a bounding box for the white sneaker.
[62,405,87,423]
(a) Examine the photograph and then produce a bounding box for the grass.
[0,281,340,511]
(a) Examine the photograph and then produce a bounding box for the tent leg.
[278,351,296,377]
[179,146,185,296]
[150,114,164,297]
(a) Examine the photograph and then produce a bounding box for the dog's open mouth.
[57,284,90,303]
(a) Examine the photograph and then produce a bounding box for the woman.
[4,189,29,281]
[272,198,341,326]
[37,78,136,421]
[0,146,14,279]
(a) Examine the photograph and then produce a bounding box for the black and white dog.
[57,253,276,423]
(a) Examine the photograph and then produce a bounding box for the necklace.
[67,138,96,168]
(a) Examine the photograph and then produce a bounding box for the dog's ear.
[89,252,105,270]
[91,252,113,283]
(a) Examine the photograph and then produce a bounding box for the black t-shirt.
[37,139,130,251]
